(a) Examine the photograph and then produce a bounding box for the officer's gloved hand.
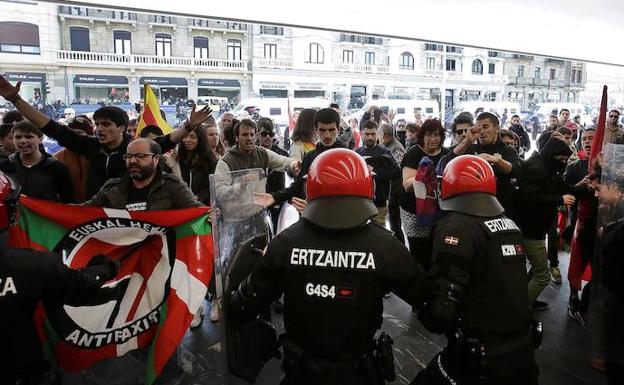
[85,253,120,283]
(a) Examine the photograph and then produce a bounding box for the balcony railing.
[190,19,248,32]
[334,63,389,74]
[445,70,463,80]
[549,79,565,87]
[256,58,292,69]
[533,78,549,86]
[489,74,509,83]
[510,76,533,86]
[55,50,247,71]
[58,6,138,22]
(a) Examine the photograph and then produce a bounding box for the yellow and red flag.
[136,83,173,137]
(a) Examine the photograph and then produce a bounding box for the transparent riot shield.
[592,143,624,366]
[209,168,277,383]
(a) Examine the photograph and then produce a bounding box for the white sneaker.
[210,299,219,323]
[190,305,204,329]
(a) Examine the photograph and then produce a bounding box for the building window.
[0,22,40,54]
[342,50,353,64]
[264,43,277,59]
[550,68,556,80]
[227,39,242,61]
[193,36,209,59]
[306,43,324,64]
[446,59,456,71]
[69,26,90,52]
[446,46,463,54]
[517,65,524,78]
[339,34,382,45]
[572,69,583,83]
[399,52,414,70]
[471,59,483,75]
[424,43,443,51]
[365,52,375,65]
[113,30,131,54]
[155,33,172,57]
[535,67,541,78]
[488,51,499,57]
[260,25,284,35]
[426,57,435,70]
[488,62,495,75]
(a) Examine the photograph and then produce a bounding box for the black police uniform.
[234,219,427,385]
[415,212,537,385]
[0,248,115,384]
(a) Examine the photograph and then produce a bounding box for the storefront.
[139,77,188,105]
[294,83,326,98]
[73,74,129,105]
[4,72,45,104]
[197,78,241,102]
[258,81,289,98]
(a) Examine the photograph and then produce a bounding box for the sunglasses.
[455,129,467,134]
[609,115,620,119]
[260,132,274,137]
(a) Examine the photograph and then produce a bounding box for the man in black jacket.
[509,114,531,156]
[0,75,210,199]
[356,120,400,226]
[257,117,289,230]
[440,112,520,215]
[0,121,74,202]
[255,108,344,213]
[514,137,575,309]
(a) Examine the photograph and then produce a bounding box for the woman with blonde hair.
[289,108,317,161]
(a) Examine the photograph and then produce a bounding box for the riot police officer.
[414,155,538,385]
[230,148,427,385]
[0,172,119,384]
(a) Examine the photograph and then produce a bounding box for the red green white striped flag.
[8,196,213,384]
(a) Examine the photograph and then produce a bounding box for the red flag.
[589,85,607,172]
[287,98,296,133]
[9,197,212,384]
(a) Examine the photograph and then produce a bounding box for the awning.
[74,74,129,85]
[139,77,188,86]
[5,72,45,83]
[59,0,624,66]
[198,79,240,88]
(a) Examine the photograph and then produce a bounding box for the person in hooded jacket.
[514,136,578,310]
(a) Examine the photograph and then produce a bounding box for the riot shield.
[592,143,624,365]
[209,168,278,383]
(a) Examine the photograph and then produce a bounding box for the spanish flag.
[136,83,173,137]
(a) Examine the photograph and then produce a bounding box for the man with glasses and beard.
[84,138,200,211]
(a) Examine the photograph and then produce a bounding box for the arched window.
[306,43,324,64]
[399,52,414,70]
[194,36,209,59]
[472,59,483,75]
[0,22,40,54]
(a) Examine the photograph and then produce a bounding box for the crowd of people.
[1,71,623,385]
